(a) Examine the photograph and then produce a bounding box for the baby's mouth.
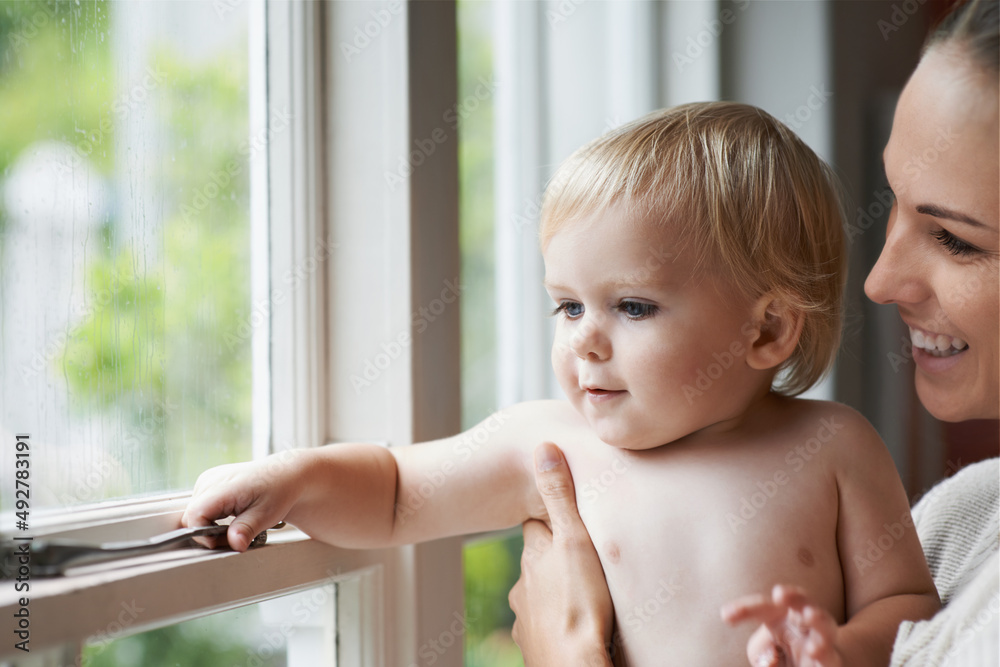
[585,387,626,396]
[909,327,968,358]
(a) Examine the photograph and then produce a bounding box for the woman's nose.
[567,312,611,361]
[864,214,931,306]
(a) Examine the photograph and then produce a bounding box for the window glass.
[457,2,522,665]
[81,583,337,666]
[0,0,261,512]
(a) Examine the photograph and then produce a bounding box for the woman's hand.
[721,584,843,667]
[508,442,616,667]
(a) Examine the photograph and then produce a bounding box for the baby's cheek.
[550,344,577,390]
[649,345,725,399]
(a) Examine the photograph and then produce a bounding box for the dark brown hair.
[925,0,999,76]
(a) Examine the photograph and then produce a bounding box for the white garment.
[891,458,999,667]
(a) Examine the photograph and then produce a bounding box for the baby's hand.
[721,584,842,667]
[181,451,305,552]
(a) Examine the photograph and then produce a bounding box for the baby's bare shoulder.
[482,399,592,452]
[779,399,881,446]
[778,399,892,475]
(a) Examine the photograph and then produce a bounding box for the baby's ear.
[744,293,804,371]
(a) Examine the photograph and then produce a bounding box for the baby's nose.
[568,314,611,361]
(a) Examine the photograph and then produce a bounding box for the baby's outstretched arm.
[182,403,551,551]
[182,444,401,551]
[723,408,940,667]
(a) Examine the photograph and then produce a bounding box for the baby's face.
[543,212,767,450]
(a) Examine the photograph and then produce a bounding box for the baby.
[184,102,939,666]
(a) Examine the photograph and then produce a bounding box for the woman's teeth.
[909,328,968,357]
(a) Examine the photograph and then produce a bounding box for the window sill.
[0,528,388,659]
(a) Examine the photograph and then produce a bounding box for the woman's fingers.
[533,442,586,542]
[521,518,554,566]
[509,443,615,665]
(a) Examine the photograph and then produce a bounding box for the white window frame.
[0,2,463,666]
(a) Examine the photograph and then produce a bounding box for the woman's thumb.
[533,442,582,537]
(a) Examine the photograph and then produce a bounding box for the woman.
[508,0,999,665]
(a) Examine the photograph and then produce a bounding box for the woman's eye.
[551,301,583,318]
[932,228,979,257]
[618,300,657,320]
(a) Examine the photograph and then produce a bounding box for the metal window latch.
[0,522,285,578]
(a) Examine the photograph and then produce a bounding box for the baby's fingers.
[721,594,784,627]
[746,626,784,667]
[771,584,810,610]
[183,482,269,550]
[802,606,840,665]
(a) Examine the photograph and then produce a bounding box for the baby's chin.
[590,422,685,451]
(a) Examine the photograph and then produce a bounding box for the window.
[0,0,264,514]
[2,2,846,666]
[1,2,464,665]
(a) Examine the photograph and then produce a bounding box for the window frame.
[0,2,464,666]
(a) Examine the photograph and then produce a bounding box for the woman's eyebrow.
[916,203,994,232]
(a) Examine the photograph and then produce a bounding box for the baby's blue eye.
[618,300,657,320]
[551,301,583,318]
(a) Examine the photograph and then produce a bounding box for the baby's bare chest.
[566,447,845,666]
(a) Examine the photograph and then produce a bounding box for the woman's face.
[865,46,999,422]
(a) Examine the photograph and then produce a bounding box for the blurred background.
[0,1,995,665]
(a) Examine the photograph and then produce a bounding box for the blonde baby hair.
[540,101,847,397]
